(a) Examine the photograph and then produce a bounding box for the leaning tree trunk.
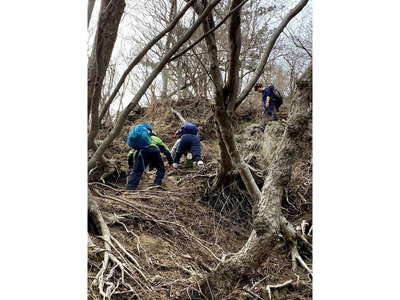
[88,0,125,150]
[193,0,309,195]
[88,0,223,171]
[195,64,312,299]
[98,0,195,124]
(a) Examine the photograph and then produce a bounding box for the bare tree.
[182,0,310,296]
[87,1,312,298]
[88,0,126,154]
[233,0,310,111]
[193,64,312,299]
[97,0,196,123]
[88,0,224,171]
[192,0,309,197]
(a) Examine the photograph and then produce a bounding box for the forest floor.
[88,98,312,299]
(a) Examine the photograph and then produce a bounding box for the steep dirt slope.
[88,98,312,299]
[89,166,250,299]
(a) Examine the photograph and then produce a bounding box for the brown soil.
[88,98,312,299]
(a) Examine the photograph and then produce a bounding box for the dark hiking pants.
[173,134,202,163]
[265,102,278,121]
[126,146,165,190]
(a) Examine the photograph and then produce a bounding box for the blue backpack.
[127,124,152,149]
[182,122,198,135]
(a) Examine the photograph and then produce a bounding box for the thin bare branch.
[234,0,309,110]
[88,0,223,170]
[169,0,250,63]
[99,0,195,122]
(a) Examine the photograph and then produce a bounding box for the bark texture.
[195,65,312,299]
[192,0,261,200]
[194,0,309,197]
[88,0,125,150]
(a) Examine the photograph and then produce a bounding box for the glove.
[172,163,179,169]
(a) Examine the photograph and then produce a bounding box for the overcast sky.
[88,0,312,114]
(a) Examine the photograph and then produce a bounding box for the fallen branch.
[171,107,186,123]
[266,280,293,300]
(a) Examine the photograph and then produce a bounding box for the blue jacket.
[262,86,274,107]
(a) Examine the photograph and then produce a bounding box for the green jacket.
[128,136,173,168]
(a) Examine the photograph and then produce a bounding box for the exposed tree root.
[290,244,312,275]
[88,190,150,299]
[297,220,313,250]
[280,216,312,275]
[203,172,254,224]
[181,64,313,299]
[266,278,310,300]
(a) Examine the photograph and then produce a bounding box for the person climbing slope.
[128,131,173,171]
[125,124,168,190]
[254,83,283,122]
[171,122,204,168]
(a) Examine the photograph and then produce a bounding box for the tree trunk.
[192,1,236,181]
[176,60,183,100]
[212,125,235,188]
[98,0,195,123]
[88,0,125,149]
[88,0,223,170]
[196,64,312,299]
[192,0,260,199]
[87,0,96,28]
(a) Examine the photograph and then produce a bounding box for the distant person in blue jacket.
[254,83,282,121]
[171,122,204,168]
